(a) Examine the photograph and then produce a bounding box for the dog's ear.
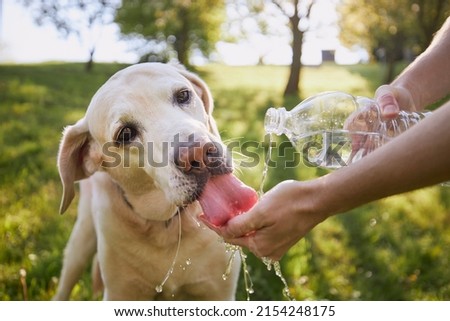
[57,118,100,214]
[177,68,220,137]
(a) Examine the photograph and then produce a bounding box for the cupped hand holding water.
[206,180,330,261]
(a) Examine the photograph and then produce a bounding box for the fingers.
[375,85,417,119]
[199,214,268,258]
[201,204,279,259]
[220,207,265,239]
[199,206,267,240]
[375,85,400,119]
[198,214,221,234]
[225,233,282,261]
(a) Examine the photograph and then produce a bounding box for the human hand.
[202,180,328,261]
[343,85,417,163]
[375,84,417,119]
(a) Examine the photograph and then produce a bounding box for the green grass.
[1,62,449,301]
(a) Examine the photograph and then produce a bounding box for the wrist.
[292,178,338,223]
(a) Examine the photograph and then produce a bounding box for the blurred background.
[1,0,449,300]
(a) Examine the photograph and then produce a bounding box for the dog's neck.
[116,183,183,227]
[116,184,134,211]
[112,180,181,223]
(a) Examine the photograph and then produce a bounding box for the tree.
[115,0,225,67]
[339,0,450,83]
[223,0,289,65]
[270,0,314,97]
[21,0,120,72]
[234,0,317,97]
[225,0,337,97]
[413,0,450,48]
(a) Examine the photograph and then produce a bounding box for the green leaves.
[115,0,225,65]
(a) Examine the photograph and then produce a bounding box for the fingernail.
[382,104,397,114]
[379,94,399,115]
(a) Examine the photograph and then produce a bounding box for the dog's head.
[58,63,231,221]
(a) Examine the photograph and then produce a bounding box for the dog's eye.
[175,89,191,105]
[117,126,137,144]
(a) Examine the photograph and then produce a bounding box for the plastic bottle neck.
[264,107,287,135]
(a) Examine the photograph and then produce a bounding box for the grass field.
[1,62,449,301]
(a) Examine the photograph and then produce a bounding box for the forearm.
[392,17,450,109]
[319,100,450,216]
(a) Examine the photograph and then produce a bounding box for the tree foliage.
[21,0,120,71]
[115,0,225,66]
[338,0,450,82]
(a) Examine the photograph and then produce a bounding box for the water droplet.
[262,257,273,271]
[156,212,182,295]
[283,287,294,300]
[239,247,254,301]
[222,274,228,281]
[186,258,192,266]
[259,133,275,197]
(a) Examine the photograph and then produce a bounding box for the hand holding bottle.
[265,91,429,168]
[375,85,418,119]
[343,86,423,161]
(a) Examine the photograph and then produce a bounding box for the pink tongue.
[198,174,258,227]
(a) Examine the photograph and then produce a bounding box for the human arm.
[377,17,450,117]
[214,101,450,260]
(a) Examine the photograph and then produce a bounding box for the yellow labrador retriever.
[53,63,249,300]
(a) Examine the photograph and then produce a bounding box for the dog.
[53,63,241,300]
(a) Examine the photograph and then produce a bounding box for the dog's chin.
[172,172,210,207]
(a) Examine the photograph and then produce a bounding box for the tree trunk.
[283,6,303,97]
[383,34,404,83]
[175,7,190,67]
[175,35,189,67]
[384,58,396,84]
[85,47,95,73]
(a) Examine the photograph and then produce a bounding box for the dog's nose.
[174,138,229,174]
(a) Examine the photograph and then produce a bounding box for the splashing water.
[258,133,275,197]
[222,243,254,300]
[221,133,295,301]
[258,133,295,301]
[262,257,295,301]
[155,210,183,294]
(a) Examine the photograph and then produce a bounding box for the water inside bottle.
[290,129,384,168]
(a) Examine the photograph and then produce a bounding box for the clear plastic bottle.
[265,91,431,169]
